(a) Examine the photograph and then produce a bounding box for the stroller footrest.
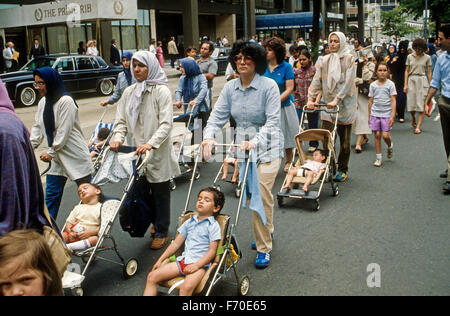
[279,189,319,199]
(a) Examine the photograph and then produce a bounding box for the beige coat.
[30,96,93,180]
[167,40,178,55]
[112,84,180,183]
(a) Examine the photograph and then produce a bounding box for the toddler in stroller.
[143,187,225,296]
[62,183,104,252]
[88,127,111,159]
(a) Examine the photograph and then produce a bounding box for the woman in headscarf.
[30,67,93,219]
[174,57,208,144]
[100,51,136,107]
[0,80,50,236]
[109,51,180,250]
[308,31,357,182]
[389,41,408,123]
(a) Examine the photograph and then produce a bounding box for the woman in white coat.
[30,67,93,219]
[110,51,180,250]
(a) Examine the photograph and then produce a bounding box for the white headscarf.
[129,51,168,133]
[326,31,351,92]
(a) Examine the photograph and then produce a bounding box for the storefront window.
[68,25,86,54]
[47,25,68,54]
[138,9,150,50]
[112,20,137,52]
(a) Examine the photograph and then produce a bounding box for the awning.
[256,12,322,31]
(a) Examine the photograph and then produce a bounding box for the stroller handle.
[40,162,52,177]
[303,104,340,114]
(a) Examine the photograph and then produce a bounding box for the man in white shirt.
[3,42,15,72]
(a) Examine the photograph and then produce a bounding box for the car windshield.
[21,58,56,71]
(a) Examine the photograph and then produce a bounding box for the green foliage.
[380,7,418,38]
[399,0,450,23]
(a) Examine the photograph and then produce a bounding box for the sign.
[0,0,138,28]
[326,12,344,20]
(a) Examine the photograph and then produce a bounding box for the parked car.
[0,55,123,107]
[211,47,232,76]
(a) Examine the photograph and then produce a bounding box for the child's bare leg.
[87,236,99,247]
[143,262,180,296]
[375,131,382,155]
[382,132,392,147]
[231,166,239,183]
[222,162,230,180]
[179,268,207,296]
[283,167,298,189]
[302,171,314,192]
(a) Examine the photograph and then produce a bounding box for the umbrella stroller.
[157,145,252,296]
[277,105,340,212]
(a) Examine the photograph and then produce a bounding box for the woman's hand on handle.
[202,139,217,160]
[240,141,256,152]
[40,153,53,163]
[109,141,123,152]
[135,144,153,156]
[306,100,316,110]
[327,99,339,109]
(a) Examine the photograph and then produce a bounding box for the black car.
[0,55,123,107]
[211,47,232,76]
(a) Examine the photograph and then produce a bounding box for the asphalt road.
[16,75,449,296]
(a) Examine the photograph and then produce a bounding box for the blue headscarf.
[180,58,202,103]
[387,44,398,66]
[33,67,74,147]
[122,51,133,86]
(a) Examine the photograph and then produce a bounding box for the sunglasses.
[233,55,253,64]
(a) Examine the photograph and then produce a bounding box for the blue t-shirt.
[264,61,295,107]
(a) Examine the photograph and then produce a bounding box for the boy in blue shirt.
[143,187,224,296]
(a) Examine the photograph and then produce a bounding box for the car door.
[75,56,97,91]
[55,58,78,92]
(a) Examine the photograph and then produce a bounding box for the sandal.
[283,163,291,173]
[414,129,422,135]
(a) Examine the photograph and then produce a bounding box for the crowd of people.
[0,25,449,296]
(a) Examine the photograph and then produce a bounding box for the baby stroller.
[157,145,251,296]
[277,105,340,212]
[212,142,242,198]
[170,103,201,191]
[90,107,116,178]
[60,147,150,296]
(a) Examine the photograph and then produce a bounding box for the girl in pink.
[156,41,165,68]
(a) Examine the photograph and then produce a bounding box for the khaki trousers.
[252,158,282,254]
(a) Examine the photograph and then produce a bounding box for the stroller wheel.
[277,196,284,207]
[235,187,241,198]
[215,185,222,192]
[313,200,320,212]
[72,287,84,297]
[123,258,138,279]
[194,171,201,180]
[332,186,339,197]
[238,276,250,296]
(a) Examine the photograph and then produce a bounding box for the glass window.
[121,20,137,51]
[47,26,68,54]
[76,57,94,70]
[96,57,108,68]
[68,25,87,54]
[56,58,74,71]
[21,58,56,71]
[90,57,100,69]
[138,9,150,50]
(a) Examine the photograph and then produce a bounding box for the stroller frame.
[159,145,252,296]
[212,142,242,198]
[170,103,201,191]
[277,105,340,212]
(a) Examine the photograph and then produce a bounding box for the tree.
[399,0,450,22]
[380,7,418,39]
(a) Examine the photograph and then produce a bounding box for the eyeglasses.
[33,82,45,88]
[233,55,253,64]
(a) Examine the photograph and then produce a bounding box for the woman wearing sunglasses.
[202,41,283,269]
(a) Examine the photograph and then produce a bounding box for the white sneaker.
[373,158,382,167]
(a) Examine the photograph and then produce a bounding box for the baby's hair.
[198,187,225,214]
[0,230,62,296]
[97,128,110,141]
[77,182,105,203]
[314,149,328,160]
[185,46,197,55]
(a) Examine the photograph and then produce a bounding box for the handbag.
[119,176,154,238]
[42,206,72,278]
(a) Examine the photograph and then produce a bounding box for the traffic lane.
[53,110,449,296]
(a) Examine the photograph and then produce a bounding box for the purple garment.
[0,80,49,237]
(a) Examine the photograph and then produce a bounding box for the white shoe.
[373,158,382,167]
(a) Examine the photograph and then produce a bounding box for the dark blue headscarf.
[122,51,133,86]
[180,58,202,103]
[33,67,73,147]
[387,44,398,66]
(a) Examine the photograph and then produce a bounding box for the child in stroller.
[283,149,327,193]
[88,127,110,159]
[62,183,105,252]
[143,187,225,296]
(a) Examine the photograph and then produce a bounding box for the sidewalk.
[162,62,181,79]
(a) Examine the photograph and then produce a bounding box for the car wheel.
[19,86,37,107]
[98,79,114,96]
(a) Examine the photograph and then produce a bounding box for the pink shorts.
[370,116,392,132]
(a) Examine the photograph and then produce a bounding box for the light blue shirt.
[107,71,136,105]
[177,215,221,265]
[175,74,209,113]
[430,51,450,98]
[204,74,284,163]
